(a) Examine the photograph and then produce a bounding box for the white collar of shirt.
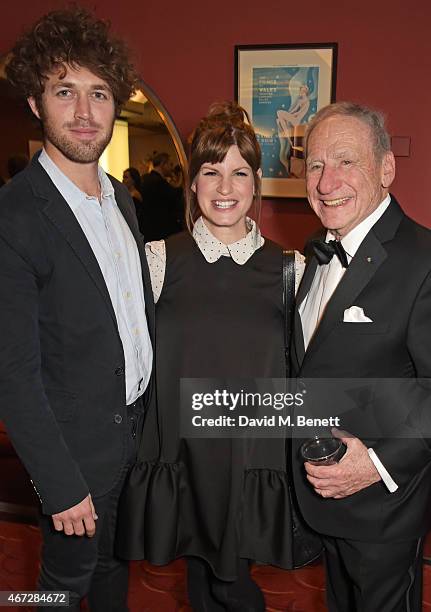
[192,216,264,265]
[327,194,391,261]
[38,148,114,211]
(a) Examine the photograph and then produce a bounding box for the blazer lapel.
[292,308,305,372]
[296,196,404,371]
[293,256,318,369]
[27,156,155,338]
[296,256,318,309]
[303,232,387,362]
[42,197,119,324]
[23,157,118,327]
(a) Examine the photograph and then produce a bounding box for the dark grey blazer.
[292,197,431,541]
[0,153,155,515]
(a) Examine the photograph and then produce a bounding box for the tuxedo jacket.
[292,197,431,541]
[0,154,155,515]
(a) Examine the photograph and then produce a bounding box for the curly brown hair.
[6,6,138,111]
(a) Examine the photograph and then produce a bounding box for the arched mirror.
[100,82,187,186]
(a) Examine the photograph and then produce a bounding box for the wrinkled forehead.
[307,115,375,158]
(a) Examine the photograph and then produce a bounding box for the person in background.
[123,166,145,233]
[118,101,306,611]
[123,166,143,203]
[168,163,185,231]
[140,151,182,240]
[168,163,184,189]
[0,8,154,611]
[139,157,153,177]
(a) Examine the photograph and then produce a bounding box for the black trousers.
[187,557,265,612]
[37,403,142,612]
[323,534,424,612]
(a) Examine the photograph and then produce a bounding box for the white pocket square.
[343,306,373,323]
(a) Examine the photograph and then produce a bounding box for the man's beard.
[41,111,114,164]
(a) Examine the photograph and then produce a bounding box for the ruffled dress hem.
[117,459,295,580]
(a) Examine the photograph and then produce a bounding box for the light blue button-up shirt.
[39,149,153,404]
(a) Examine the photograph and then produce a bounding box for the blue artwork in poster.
[252,66,319,179]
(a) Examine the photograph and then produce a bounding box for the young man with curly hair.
[0,8,154,611]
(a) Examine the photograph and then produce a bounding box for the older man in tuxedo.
[0,8,154,611]
[292,102,431,611]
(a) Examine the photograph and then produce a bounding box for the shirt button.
[114,414,123,424]
[126,291,131,299]
[115,366,124,376]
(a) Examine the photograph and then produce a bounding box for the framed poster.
[235,43,337,198]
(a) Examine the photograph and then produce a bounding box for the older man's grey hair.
[304,101,391,161]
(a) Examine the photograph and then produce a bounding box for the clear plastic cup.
[300,436,346,465]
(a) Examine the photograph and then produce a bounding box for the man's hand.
[304,429,381,499]
[51,494,98,537]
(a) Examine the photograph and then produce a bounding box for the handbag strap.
[283,249,296,376]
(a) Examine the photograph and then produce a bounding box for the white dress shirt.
[299,195,398,493]
[39,149,153,405]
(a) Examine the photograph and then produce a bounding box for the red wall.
[3,0,430,249]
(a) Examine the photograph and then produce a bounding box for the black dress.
[118,232,294,580]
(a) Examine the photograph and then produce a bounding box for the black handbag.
[283,250,323,568]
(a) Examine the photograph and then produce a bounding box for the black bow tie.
[311,239,349,268]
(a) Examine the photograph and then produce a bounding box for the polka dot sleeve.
[145,240,166,304]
